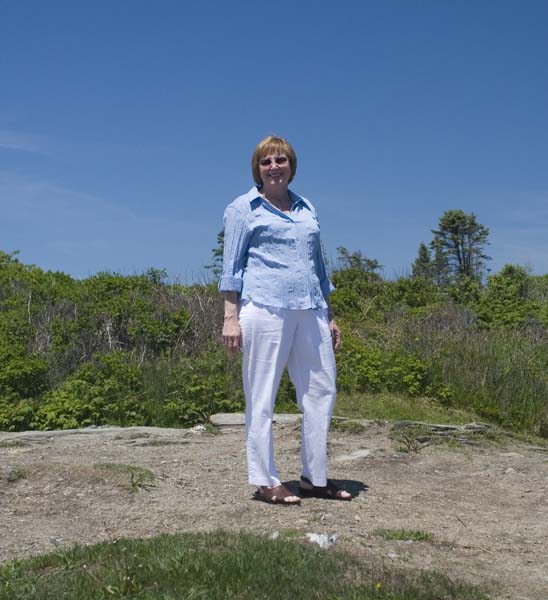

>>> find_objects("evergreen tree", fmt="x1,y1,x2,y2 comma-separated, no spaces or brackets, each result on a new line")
205,229,224,279
411,242,433,279
430,236,451,285
431,210,490,281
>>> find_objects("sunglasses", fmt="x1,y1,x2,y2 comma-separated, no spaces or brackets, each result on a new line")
259,156,289,167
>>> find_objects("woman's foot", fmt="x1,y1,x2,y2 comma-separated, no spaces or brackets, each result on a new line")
253,484,301,505
299,476,353,500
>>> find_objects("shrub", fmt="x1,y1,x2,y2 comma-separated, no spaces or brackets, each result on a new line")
336,334,432,397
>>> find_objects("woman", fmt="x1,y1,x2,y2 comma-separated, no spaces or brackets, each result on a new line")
219,135,352,504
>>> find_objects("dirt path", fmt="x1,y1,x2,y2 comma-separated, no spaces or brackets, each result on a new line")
1,418,547,599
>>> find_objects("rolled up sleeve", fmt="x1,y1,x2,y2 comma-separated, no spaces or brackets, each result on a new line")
320,274,336,299
317,242,336,299
218,205,251,293
311,208,335,300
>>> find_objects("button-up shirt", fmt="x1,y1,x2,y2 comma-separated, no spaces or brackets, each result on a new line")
218,186,335,310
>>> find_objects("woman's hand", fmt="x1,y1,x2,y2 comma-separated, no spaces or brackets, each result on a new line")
329,319,341,350
222,316,242,354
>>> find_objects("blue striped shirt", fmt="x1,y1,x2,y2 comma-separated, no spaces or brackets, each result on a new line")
218,186,334,310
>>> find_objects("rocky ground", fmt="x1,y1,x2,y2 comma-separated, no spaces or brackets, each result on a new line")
1,416,547,600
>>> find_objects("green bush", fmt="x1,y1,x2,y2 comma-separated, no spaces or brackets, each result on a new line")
0,397,36,432
14,347,246,432
336,334,432,397
2,248,548,436
0,353,48,398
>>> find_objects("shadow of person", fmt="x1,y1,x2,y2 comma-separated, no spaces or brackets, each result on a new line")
285,478,368,499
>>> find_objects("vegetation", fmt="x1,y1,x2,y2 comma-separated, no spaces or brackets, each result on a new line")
0,466,27,483
329,418,368,434
371,529,434,542
93,463,156,493
2,208,548,437
0,530,488,599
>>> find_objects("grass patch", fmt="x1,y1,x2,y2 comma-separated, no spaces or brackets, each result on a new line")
330,419,367,434
0,530,487,600
0,440,28,449
372,528,434,542
277,529,303,539
202,422,221,435
0,466,27,483
93,463,155,493
511,430,548,448
335,392,484,425
389,421,515,453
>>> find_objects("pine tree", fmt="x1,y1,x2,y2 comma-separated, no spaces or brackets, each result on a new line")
431,210,490,281
430,236,451,285
411,242,433,279
205,229,224,279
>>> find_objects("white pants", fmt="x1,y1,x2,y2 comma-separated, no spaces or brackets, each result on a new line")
239,300,337,487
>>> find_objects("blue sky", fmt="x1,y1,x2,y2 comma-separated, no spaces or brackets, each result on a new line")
1,1,547,282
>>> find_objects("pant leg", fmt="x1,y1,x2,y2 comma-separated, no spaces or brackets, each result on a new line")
240,301,296,487
287,308,336,487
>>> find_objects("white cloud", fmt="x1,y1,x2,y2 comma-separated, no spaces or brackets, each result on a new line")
0,130,46,154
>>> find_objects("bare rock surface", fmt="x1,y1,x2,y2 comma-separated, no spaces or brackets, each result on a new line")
1,418,548,599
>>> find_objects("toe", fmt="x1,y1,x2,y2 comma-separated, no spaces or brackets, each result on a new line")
284,495,300,504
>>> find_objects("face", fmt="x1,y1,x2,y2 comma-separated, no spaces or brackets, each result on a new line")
258,153,291,189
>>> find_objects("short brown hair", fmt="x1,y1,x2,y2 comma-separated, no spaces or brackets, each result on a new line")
251,135,297,187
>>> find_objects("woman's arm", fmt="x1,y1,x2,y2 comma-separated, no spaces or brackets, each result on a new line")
311,209,340,350
325,299,341,350
222,291,241,354
218,203,252,354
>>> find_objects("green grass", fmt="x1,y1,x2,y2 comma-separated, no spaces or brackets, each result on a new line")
334,392,485,425
388,421,528,452
93,463,155,492
277,528,304,539
372,529,434,542
330,419,367,434
0,531,488,600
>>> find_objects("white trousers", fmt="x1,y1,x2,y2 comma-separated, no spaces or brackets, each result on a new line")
239,300,337,487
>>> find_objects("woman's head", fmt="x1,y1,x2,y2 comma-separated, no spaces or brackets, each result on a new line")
251,135,297,187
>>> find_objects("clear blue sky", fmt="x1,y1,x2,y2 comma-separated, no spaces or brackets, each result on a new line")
1,1,547,282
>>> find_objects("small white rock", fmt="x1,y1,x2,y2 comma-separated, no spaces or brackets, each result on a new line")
49,537,64,545
190,424,207,433
305,533,337,549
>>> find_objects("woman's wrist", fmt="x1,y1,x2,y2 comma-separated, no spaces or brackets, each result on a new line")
223,292,240,320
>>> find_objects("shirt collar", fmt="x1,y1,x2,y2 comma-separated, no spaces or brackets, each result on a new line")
246,186,312,210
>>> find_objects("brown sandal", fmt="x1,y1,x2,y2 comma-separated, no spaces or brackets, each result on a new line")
253,484,301,505
299,476,353,501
